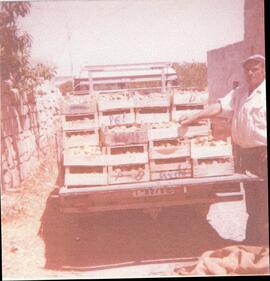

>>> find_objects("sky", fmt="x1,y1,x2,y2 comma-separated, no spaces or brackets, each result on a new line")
19,0,245,77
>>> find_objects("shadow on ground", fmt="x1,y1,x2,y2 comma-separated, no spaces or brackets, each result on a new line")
39,188,236,270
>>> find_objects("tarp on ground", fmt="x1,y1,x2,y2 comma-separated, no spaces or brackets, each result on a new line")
174,245,269,276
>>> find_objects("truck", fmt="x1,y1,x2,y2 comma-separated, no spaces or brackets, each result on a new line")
56,62,259,217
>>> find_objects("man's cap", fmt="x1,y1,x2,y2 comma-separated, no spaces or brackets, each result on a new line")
242,54,265,68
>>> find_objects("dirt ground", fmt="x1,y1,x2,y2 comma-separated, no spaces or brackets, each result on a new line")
1,157,191,279
2,157,59,279
2,155,267,279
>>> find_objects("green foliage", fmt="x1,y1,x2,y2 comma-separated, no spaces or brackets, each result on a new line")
0,2,56,94
172,62,207,90
0,2,32,81
30,63,57,81
0,2,31,25
58,80,73,95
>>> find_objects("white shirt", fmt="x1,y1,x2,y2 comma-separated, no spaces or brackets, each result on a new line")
218,80,267,148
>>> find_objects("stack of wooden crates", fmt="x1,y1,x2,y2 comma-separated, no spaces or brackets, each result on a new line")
61,90,234,188
99,93,149,184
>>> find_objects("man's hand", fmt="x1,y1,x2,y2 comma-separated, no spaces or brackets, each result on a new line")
179,115,198,126
178,103,222,126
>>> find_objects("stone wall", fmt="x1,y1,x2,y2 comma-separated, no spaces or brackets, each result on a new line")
207,0,265,103
1,81,63,192
244,0,265,56
207,41,248,104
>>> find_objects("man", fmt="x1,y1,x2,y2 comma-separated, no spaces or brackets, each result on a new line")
180,54,268,245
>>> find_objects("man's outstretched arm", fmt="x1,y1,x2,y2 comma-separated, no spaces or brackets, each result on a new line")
179,102,222,125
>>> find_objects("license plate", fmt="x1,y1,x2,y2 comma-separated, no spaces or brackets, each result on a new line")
132,187,176,197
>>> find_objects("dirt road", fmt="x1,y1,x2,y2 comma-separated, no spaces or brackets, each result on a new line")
2,158,249,279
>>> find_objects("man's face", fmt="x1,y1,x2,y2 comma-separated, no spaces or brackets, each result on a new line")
244,61,265,90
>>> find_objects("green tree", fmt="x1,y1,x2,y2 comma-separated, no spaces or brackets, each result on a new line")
172,62,207,90
58,80,73,95
0,2,32,82
0,2,56,91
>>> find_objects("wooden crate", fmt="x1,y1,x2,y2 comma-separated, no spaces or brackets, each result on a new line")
63,130,99,147
107,144,148,166
147,122,180,141
136,108,170,124
65,166,108,186
173,91,208,106
64,154,107,167
134,93,170,108
98,109,135,127
150,168,192,181
171,106,203,122
101,124,148,146
98,95,134,111
62,113,98,131
149,139,190,159
108,164,150,184
178,120,211,138
150,157,191,172
62,95,97,114
173,91,193,105
62,102,97,115
192,157,235,178
63,149,107,166
190,137,232,159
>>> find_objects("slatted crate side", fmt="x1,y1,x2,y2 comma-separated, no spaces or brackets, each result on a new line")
108,164,150,184
62,113,98,131
63,130,99,147
190,140,233,159
98,98,134,111
134,95,170,108
173,92,193,105
108,153,149,166
63,152,108,166
136,111,170,124
65,166,108,186
98,110,135,127
63,121,98,131
62,101,97,115
150,168,192,181
171,108,202,121
101,126,148,146
178,121,211,138
147,125,179,141
73,89,90,95
62,94,97,112
192,157,235,178
150,158,191,172
107,144,149,166
63,112,98,122
149,140,190,159
173,92,207,106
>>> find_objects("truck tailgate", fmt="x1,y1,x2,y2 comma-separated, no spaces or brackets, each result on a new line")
58,173,259,213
